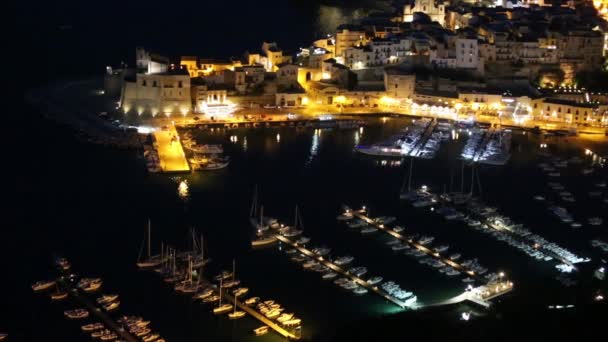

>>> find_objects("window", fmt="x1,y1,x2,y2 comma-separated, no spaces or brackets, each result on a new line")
395,84,398,88
557,108,561,113
178,81,183,88
547,106,550,111
576,110,579,115
567,108,570,114
534,103,537,108
142,80,147,86
153,81,157,87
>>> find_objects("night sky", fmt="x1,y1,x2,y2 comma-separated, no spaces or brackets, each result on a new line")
17,0,380,84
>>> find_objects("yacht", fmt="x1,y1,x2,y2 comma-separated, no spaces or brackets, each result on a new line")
203,295,220,303
446,269,460,276
386,239,401,246
571,222,582,228
533,195,545,201
461,277,475,283
51,291,68,300
393,225,405,233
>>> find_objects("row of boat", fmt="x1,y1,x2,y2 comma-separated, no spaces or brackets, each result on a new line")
591,239,608,253
354,118,445,159
181,132,230,171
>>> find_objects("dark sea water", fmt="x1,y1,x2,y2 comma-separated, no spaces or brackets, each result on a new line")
9,112,608,341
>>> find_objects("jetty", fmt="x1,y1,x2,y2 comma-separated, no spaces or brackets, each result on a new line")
409,118,438,157
272,234,414,309
153,126,190,173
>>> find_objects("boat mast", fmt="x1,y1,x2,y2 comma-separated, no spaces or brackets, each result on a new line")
147,219,151,259
250,185,258,218
470,164,475,196
408,157,413,192
218,278,223,306
260,205,264,226
232,259,236,282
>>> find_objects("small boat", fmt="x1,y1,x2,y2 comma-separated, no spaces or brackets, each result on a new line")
322,272,338,279
571,222,582,228
282,318,302,326
92,329,110,338
533,195,545,201
361,226,378,234
588,217,603,226
103,301,120,312
101,333,118,341
253,326,269,336
393,225,405,232
82,323,104,331
32,280,55,292
194,288,214,300
203,295,220,303
51,292,68,300
367,276,383,285
232,287,249,297
97,294,119,305
228,292,246,319
353,286,368,295
244,297,260,305
142,334,159,342
449,253,461,260
0,334,7,341
78,278,102,292
64,309,89,319
56,257,71,271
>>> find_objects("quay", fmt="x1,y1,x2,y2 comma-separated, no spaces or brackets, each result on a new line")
175,117,361,130
350,208,485,283
59,282,139,342
272,234,412,309
409,118,438,157
153,125,190,173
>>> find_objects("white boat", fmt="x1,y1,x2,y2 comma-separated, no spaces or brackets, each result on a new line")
418,236,435,245
103,301,120,312
391,244,408,251
353,286,368,295
367,276,383,285
232,287,249,297
393,225,405,232
244,297,260,305
322,272,338,279
449,253,461,260
64,309,89,319
334,256,354,265
361,226,378,234
213,278,233,314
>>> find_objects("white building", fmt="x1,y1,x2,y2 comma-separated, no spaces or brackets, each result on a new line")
455,38,479,69
135,47,169,74
403,0,448,26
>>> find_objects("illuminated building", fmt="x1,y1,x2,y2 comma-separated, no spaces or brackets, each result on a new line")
403,0,448,26
136,47,169,74
121,66,191,116
335,25,368,58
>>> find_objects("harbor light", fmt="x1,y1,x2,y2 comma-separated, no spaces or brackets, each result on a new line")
461,312,471,321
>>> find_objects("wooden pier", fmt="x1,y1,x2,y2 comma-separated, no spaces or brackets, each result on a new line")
350,209,487,283
272,234,413,309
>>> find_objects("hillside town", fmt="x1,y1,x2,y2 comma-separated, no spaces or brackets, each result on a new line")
106,0,608,130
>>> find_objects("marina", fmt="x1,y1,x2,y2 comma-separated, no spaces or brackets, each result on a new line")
269,226,417,309
344,206,513,306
